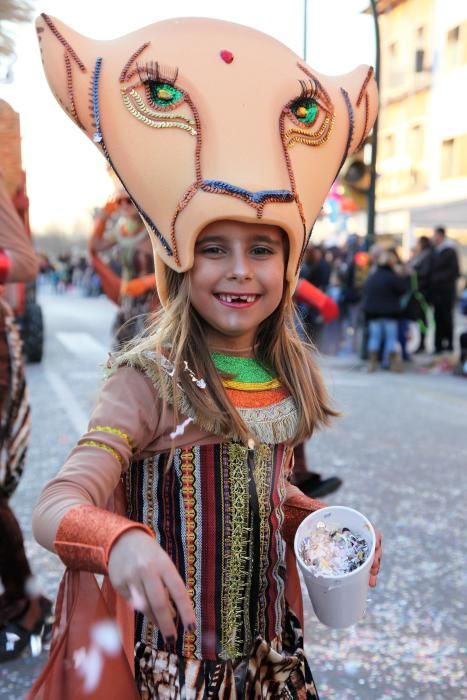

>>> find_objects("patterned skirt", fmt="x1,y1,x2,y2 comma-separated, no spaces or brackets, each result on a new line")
0,305,30,498
135,609,319,699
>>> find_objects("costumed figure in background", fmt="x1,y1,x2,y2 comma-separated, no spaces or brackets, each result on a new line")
31,14,382,699
0,177,52,662
89,189,157,349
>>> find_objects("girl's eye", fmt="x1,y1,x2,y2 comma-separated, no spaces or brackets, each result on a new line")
252,246,273,256
148,81,184,107
201,245,224,255
291,97,319,125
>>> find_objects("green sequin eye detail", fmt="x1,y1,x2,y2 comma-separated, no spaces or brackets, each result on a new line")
292,98,319,125
149,82,183,107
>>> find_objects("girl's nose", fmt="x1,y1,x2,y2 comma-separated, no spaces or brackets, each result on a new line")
227,252,253,280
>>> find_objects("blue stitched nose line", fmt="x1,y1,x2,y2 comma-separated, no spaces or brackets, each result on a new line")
202,180,294,205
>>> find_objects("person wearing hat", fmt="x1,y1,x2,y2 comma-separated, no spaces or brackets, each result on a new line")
31,15,382,698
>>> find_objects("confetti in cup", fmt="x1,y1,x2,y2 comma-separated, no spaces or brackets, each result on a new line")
294,506,376,629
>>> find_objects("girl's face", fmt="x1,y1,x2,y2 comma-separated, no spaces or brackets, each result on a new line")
189,220,286,350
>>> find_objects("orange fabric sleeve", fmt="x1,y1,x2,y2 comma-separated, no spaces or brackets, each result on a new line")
54,504,155,574
282,482,326,548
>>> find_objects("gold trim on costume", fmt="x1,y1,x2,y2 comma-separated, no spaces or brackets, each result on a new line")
79,440,125,467
222,378,281,391
90,425,135,450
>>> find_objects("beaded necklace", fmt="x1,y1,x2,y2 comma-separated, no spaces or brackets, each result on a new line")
211,352,281,391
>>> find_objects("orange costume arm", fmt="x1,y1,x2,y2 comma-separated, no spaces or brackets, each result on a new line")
88,201,121,304
282,482,326,548
294,278,339,323
0,176,38,284
121,273,156,298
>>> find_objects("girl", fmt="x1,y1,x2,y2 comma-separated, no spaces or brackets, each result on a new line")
32,217,381,698
32,14,381,698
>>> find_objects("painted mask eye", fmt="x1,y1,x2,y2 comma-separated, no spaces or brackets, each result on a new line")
148,81,183,107
291,98,319,125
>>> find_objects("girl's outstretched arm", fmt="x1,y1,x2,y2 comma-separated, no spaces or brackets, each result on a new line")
32,365,159,554
32,364,196,636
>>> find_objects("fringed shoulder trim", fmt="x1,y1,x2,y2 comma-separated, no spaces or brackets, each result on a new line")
105,350,298,445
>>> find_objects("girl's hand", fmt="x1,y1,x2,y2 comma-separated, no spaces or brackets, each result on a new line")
369,528,382,587
108,529,195,642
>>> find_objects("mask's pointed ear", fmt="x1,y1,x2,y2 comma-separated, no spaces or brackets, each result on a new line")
35,14,99,138
340,64,378,155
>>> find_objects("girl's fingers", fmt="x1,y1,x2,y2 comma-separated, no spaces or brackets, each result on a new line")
161,565,196,631
127,582,156,625
143,574,178,642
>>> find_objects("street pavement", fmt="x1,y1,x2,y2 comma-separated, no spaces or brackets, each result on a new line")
1,288,466,699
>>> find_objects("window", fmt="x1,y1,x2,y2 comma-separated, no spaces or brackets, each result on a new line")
415,27,426,72
440,135,467,178
383,133,396,160
445,25,461,68
408,124,424,162
387,41,400,86
441,139,455,178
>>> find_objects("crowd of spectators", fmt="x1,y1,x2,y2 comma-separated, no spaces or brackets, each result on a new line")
298,227,465,372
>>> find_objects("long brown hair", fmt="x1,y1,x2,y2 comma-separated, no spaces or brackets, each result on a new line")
122,268,338,446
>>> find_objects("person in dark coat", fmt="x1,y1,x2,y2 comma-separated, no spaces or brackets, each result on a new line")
362,249,409,371
409,236,434,353
430,227,460,353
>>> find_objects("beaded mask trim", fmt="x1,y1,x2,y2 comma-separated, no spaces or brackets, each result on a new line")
91,57,174,258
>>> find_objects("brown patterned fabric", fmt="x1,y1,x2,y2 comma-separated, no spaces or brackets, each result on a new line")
0,302,30,498
136,607,319,699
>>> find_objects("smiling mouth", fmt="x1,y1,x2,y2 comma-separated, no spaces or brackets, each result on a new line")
214,293,260,307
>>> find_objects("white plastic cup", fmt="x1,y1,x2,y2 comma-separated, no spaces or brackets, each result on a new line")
294,506,376,629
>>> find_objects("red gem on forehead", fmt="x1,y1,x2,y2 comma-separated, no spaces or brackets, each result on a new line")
220,50,234,64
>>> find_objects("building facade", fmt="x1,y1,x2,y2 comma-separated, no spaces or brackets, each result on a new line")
376,0,467,267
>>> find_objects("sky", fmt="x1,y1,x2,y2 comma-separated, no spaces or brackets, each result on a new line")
0,0,375,237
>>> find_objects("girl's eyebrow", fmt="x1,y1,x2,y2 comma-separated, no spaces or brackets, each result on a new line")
196,234,282,246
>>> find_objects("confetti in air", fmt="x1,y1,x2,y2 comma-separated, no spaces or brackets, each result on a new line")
73,620,121,693
25,576,42,598
129,585,147,614
170,417,194,440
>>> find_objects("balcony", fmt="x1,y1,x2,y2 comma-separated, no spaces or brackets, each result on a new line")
382,64,433,105
377,168,428,197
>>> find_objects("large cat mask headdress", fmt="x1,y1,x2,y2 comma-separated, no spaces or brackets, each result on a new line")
36,15,377,302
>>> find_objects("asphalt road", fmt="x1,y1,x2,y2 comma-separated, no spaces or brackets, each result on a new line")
1,287,466,699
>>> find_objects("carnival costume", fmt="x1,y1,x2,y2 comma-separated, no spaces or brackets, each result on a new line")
0,176,51,661
31,14,377,699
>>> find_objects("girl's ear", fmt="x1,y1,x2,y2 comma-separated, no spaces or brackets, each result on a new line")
35,14,99,138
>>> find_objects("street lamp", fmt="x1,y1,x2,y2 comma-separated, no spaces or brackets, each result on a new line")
366,0,381,250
